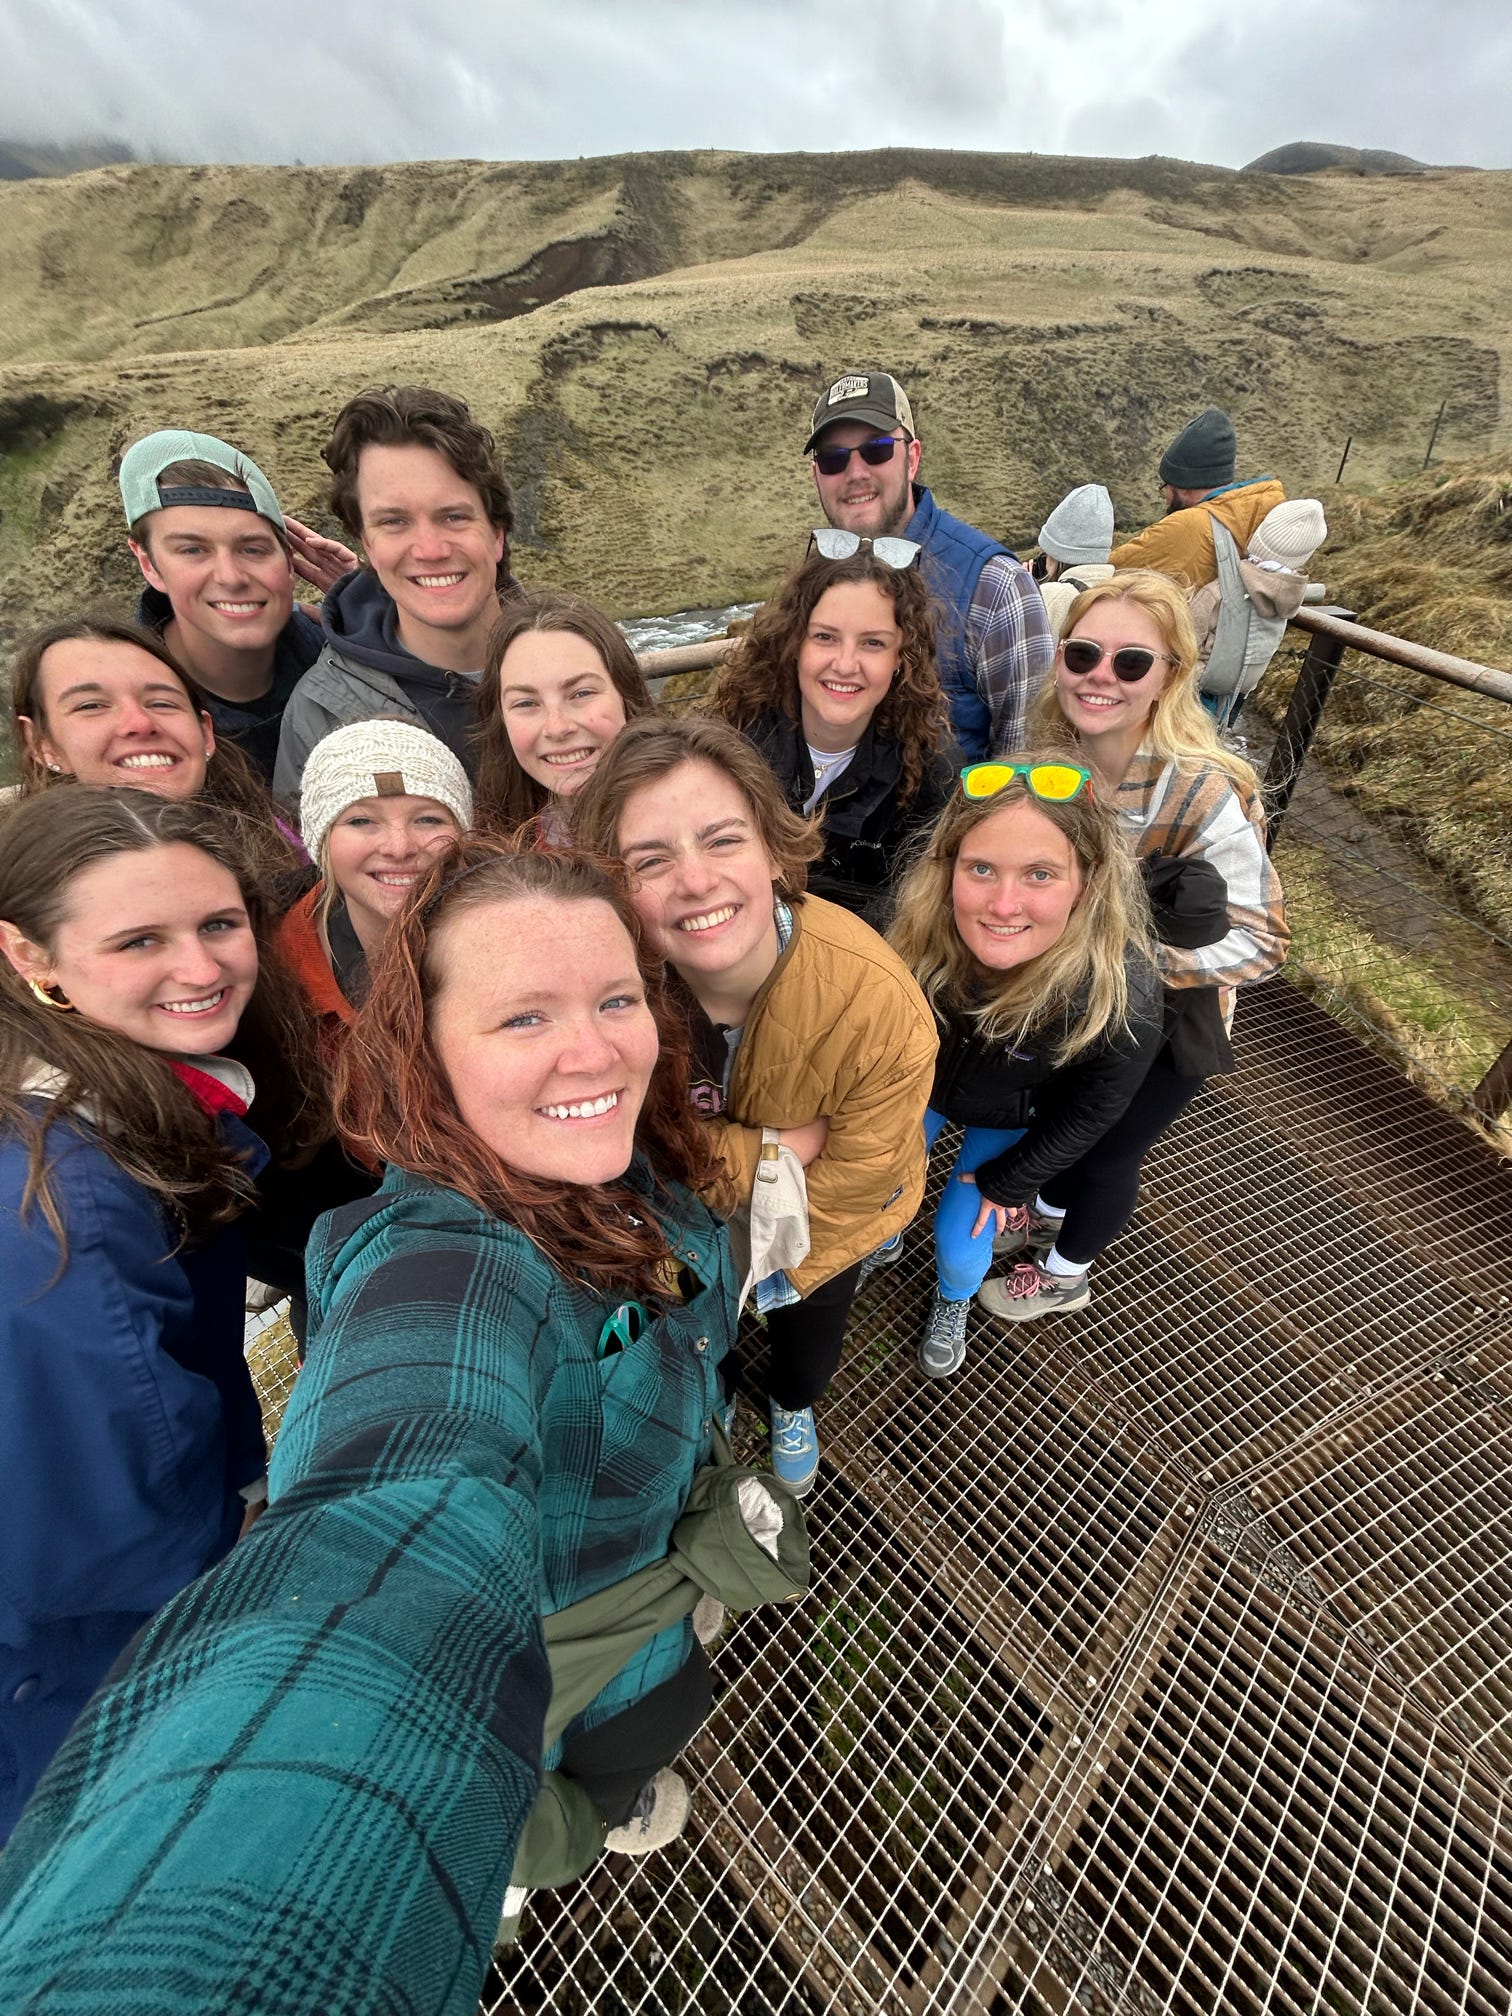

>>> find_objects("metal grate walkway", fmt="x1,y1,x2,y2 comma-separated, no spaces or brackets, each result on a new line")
250,978,1512,2013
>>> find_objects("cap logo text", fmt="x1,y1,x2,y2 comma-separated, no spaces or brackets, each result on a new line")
828,375,871,405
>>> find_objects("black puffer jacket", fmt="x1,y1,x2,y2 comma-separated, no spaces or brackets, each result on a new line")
929,945,1164,1208
741,709,957,925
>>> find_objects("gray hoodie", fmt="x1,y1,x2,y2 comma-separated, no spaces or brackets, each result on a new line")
272,569,499,802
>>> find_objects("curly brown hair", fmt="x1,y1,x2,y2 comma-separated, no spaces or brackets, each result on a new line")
323,385,515,591
709,550,946,806
8,614,299,888
473,589,657,833
0,788,329,1250
335,835,730,1302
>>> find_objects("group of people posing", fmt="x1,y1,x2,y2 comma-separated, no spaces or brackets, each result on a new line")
0,369,1288,2012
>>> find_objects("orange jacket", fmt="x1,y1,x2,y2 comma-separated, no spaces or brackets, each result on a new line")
1109,479,1286,591
276,886,355,1034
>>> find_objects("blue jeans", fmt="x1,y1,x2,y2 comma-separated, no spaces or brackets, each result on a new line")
924,1109,1026,1303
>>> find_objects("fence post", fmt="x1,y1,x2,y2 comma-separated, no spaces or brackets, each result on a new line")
1423,399,1447,471
1262,615,1353,848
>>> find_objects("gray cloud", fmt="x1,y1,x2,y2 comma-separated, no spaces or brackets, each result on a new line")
0,0,1507,168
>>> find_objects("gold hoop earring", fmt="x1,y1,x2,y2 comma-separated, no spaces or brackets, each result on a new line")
27,976,76,1012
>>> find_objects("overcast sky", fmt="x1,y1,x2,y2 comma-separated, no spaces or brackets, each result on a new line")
2,0,1508,171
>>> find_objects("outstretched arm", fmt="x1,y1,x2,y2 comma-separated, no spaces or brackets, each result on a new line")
0,1225,552,2016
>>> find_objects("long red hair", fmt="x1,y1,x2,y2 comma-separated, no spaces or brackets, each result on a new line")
336,834,729,1300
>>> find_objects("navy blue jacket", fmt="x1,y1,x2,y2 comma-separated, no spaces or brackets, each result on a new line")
0,1110,268,1840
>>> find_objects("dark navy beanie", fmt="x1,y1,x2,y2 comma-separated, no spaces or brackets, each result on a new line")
1159,408,1237,490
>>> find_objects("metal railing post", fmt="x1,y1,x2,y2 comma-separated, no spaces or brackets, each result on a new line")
1261,615,1352,848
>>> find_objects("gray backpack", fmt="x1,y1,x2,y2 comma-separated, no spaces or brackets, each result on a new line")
1200,520,1290,713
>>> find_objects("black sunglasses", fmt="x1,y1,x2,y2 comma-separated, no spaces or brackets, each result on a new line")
1060,636,1173,683
812,435,902,477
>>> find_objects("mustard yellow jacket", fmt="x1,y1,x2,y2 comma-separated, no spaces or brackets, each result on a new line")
1109,478,1286,591
710,896,938,1296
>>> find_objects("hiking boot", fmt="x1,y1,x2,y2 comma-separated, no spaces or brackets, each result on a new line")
977,1260,1092,1323
857,1231,904,1288
917,1291,970,1379
768,1401,819,1495
992,1203,1065,1258
603,1769,691,1856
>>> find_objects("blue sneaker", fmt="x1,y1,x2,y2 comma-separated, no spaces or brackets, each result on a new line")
768,1401,819,1496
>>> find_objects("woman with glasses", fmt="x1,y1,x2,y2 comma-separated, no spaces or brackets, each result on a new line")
978,568,1289,1322
708,539,955,923
574,714,938,1496
890,760,1164,1375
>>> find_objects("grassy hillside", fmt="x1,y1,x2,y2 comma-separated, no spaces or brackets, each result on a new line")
1,148,1508,637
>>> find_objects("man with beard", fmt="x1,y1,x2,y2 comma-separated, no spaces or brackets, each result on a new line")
805,371,1052,760
1108,407,1285,592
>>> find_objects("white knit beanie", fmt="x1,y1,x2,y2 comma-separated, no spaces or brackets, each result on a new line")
1038,484,1115,567
1248,498,1327,570
299,719,474,863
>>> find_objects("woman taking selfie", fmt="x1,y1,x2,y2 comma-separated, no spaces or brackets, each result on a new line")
0,838,801,2006
891,760,1163,1374
8,615,304,877
0,787,321,1840
709,539,954,921
575,713,938,1494
474,588,656,842
988,569,1287,1319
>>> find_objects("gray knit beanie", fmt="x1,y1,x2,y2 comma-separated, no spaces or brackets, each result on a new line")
1159,408,1237,491
299,719,474,864
1038,484,1115,566
1247,498,1327,570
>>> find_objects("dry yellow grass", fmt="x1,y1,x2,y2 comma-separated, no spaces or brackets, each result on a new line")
2,148,1510,637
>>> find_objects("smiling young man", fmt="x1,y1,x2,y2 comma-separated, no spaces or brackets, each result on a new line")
122,431,326,784
806,371,1053,762
274,386,519,802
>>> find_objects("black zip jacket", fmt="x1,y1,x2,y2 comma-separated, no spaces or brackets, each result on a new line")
930,945,1164,1208
741,709,957,926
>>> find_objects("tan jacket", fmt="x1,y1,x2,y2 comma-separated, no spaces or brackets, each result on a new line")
1109,479,1286,591
710,896,938,1296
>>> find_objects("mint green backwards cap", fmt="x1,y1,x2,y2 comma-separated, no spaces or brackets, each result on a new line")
119,429,286,535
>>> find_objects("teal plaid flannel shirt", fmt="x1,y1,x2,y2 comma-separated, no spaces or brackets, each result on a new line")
0,1159,735,2016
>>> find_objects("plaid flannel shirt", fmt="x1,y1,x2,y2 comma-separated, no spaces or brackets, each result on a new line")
0,1161,735,2016
971,554,1056,758
1114,754,1289,990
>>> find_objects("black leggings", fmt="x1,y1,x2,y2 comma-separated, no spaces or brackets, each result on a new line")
559,1643,713,1827
763,1259,865,1411
1039,1048,1206,1267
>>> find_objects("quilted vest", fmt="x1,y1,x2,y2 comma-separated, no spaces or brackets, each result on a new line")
905,486,1013,755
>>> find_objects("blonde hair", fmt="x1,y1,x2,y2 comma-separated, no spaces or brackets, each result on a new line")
1031,569,1261,796
888,763,1152,1063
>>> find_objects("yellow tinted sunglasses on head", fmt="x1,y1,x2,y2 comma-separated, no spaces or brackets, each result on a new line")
960,761,1092,804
